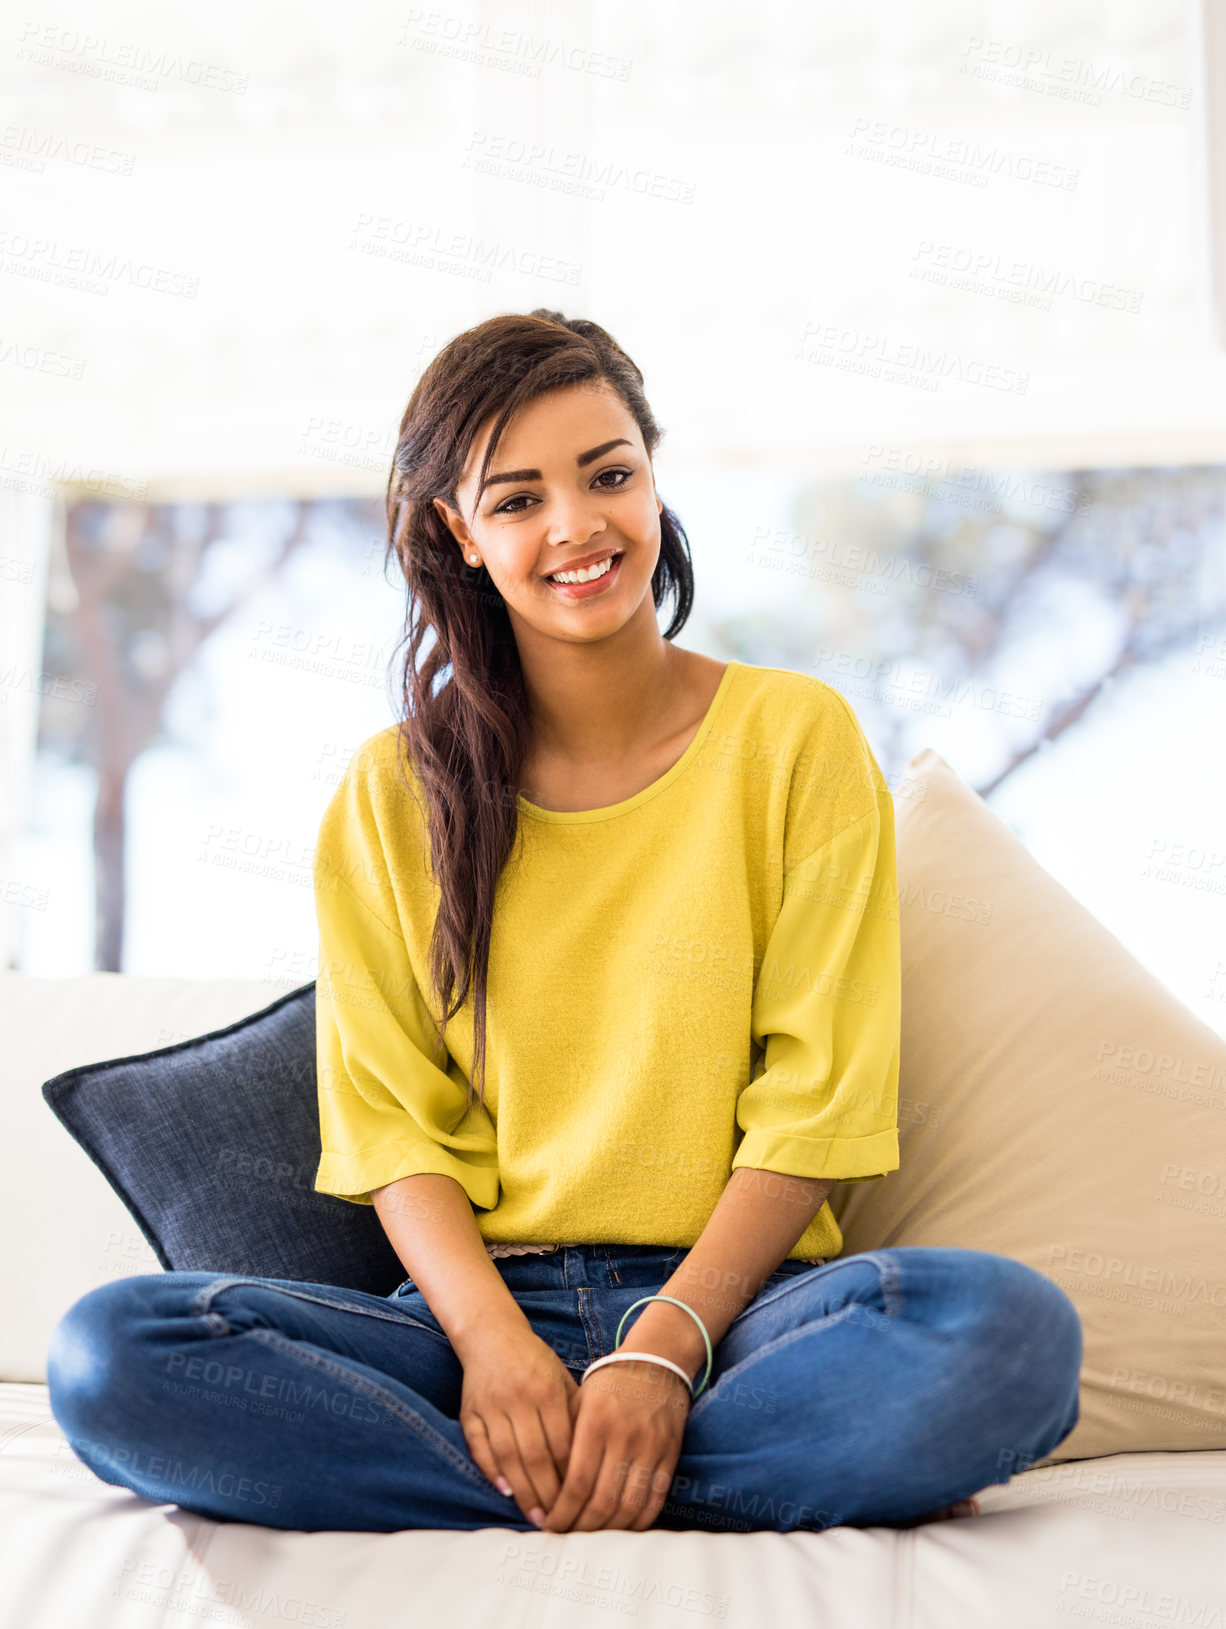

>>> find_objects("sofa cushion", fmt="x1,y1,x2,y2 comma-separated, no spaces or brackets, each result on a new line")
41,981,403,1297
828,749,1226,1463
4,1373,1226,1629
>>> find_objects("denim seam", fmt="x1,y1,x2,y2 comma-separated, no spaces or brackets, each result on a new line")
577,1287,603,1364
378,1312,455,1350
730,1253,902,1328
727,1269,827,1325
873,1252,903,1319
689,1300,889,1422
192,1276,434,1332
728,1277,807,1325
243,1327,489,1488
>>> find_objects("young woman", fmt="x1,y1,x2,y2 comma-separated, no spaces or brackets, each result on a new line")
46,310,1082,1538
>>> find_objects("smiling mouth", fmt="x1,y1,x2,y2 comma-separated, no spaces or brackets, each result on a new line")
544,549,624,587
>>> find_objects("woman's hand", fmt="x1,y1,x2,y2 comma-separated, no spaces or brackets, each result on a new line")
458,1322,578,1526
541,1359,691,1532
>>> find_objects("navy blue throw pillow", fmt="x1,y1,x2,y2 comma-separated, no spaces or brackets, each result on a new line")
41,981,405,1295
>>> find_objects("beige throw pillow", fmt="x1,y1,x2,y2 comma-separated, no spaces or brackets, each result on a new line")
827,749,1226,1462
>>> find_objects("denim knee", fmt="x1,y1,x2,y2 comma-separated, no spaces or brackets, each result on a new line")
989,1255,1082,1376
46,1274,161,1443
956,1251,1083,1461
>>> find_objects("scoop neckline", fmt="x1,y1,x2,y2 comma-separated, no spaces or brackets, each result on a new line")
517,659,741,824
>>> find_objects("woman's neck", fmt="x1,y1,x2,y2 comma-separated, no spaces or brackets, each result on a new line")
516,641,728,813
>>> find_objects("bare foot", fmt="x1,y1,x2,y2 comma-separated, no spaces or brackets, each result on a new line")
933,1497,980,1521
878,1496,980,1529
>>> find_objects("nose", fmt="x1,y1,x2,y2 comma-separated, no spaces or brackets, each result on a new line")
541,491,608,551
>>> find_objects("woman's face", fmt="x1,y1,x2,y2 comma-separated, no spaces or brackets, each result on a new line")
432,380,664,647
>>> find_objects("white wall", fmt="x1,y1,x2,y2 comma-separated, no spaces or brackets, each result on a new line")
0,0,1219,503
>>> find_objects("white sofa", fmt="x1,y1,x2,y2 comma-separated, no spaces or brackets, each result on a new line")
3,968,1224,1629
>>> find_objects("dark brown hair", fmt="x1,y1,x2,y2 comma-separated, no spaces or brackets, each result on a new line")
382,310,694,1118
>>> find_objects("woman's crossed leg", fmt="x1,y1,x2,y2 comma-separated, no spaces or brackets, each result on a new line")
46,1269,541,1532
45,1244,1082,1535
649,1245,1083,1533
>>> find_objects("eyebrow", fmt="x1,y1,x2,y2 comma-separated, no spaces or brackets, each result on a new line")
479,438,634,494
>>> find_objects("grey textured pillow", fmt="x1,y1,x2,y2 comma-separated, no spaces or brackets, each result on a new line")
40,981,404,1295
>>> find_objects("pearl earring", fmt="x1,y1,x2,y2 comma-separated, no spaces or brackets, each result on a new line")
468,553,479,564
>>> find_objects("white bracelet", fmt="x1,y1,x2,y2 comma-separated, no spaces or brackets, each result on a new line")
581,1350,695,1395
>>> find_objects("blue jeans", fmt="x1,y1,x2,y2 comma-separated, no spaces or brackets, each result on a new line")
45,1244,1082,1535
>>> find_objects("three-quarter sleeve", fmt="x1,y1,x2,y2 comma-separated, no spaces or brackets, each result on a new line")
312,752,499,1209
732,790,901,1185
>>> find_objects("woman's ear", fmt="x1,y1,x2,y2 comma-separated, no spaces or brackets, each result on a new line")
433,495,474,551
433,496,482,569
432,494,460,539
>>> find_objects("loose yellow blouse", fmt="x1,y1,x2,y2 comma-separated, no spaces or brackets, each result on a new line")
313,659,901,1262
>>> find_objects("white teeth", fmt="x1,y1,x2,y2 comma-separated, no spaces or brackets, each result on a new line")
550,553,617,585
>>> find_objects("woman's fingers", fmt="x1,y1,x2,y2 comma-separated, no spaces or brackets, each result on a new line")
483,1413,546,1525
594,1440,675,1532
460,1412,514,1501
460,1359,578,1525
541,1431,602,1532
508,1407,566,1514
628,1457,672,1530
543,1370,689,1533
570,1444,640,1532
538,1396,574,1486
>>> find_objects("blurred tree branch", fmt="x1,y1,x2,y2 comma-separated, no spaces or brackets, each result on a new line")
716,465,1225,802
58,498,315,970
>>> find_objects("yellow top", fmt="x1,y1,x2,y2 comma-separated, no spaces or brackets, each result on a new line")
312,659,901,1261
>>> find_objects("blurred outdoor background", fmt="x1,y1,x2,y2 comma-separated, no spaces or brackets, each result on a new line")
1,0,1224,1040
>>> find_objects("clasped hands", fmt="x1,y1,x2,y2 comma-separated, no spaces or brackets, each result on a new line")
459,1322,693,1533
